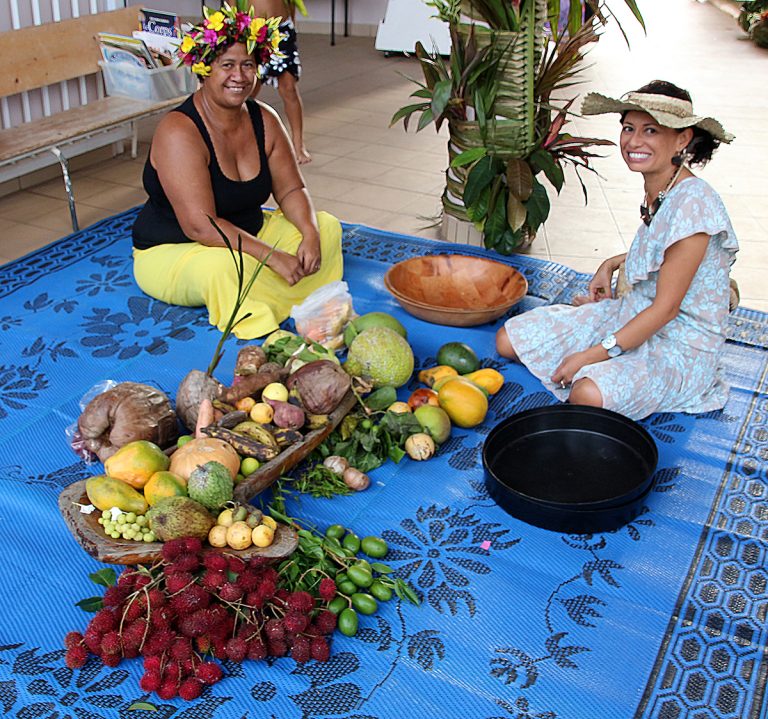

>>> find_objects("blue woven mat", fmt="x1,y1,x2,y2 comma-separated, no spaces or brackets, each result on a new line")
1,207,767,719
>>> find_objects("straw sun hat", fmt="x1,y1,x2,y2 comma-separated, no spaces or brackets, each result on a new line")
581,91,734,144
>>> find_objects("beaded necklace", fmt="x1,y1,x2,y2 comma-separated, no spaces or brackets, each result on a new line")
640,162,685,226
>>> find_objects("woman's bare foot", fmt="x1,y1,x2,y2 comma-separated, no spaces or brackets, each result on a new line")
295,143,312,164
571,294,592,307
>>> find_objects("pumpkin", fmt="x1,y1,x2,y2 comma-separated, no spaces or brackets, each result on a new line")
169,437,240,481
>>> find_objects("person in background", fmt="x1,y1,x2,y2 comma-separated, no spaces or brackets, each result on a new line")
496,80,738,420
131,2,342,339
249,0,311,164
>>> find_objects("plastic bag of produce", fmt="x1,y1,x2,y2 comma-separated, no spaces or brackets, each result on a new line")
290,280,356,349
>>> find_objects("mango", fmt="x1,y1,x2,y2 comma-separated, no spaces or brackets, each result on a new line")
144,471,187,506
104,440,170,489
86,474,149,514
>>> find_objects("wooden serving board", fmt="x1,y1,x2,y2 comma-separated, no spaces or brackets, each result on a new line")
233,389,358,502
58,481,298,566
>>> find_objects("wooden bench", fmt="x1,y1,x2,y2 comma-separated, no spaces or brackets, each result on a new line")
0,7,190,231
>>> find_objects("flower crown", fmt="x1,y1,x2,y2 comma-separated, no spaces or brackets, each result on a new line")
177,1,285,78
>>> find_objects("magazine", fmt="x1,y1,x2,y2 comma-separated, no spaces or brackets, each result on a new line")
139,8,180,38
97,33,157,69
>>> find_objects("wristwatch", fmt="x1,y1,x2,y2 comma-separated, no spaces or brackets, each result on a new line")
601,333,623,358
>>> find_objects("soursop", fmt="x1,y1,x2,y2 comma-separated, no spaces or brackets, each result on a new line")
147,496,215,541
186,460,234,511
344,326,414,388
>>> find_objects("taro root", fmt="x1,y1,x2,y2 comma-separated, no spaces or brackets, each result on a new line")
234,345,267,376
176,370,225,433
258,361,284,375
286,360,351,415
78,382,179,462
265,398,305,430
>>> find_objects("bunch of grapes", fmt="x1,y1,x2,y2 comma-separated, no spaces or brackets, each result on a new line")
97,510,156,543
63,538,337,701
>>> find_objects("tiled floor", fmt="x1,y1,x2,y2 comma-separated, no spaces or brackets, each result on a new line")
1,0,765,309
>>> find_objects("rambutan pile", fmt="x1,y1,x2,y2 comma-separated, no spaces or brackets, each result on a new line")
64,538,335,700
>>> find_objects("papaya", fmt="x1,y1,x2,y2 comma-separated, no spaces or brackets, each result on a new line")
86,475,149,514
104,440,170,489
437,377,488,428
433,374,489,396
144,471,187,506
417,365,458,388
462,368,504,395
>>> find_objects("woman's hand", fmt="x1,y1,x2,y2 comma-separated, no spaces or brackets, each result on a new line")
587,261,616,302
296,233,321,275
267,250,306,286
551,351,591,388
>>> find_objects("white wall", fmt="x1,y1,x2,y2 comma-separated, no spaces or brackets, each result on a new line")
126,0,389,34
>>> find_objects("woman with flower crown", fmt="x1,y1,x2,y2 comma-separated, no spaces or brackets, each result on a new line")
131,1,342,339
496,80,739,420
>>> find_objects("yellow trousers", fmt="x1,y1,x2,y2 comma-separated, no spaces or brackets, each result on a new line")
133,210,343,339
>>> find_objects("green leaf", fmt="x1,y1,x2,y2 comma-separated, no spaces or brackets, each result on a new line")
506,193,527,232
529,149,564,192
396,578,420,605
483,180,508,244
416,107,435,132
430,79,452,120
491,227,522,255
567,0,583,35
128,702,158,711
390,102,429,129
506,158,533,201
76,596,104,613
370,562,393,574
524,180,551,232
466,184,490,225
450,146,487,168
88,568,116,588
463,155,496,208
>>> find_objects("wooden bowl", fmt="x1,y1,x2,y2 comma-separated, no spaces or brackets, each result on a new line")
58,481,298,565
384,254,528,326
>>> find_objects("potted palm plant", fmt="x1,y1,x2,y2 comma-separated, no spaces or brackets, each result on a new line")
391,0,644,253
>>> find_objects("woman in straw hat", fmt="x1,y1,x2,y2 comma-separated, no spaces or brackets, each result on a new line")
496,80,738,420
132,2,342,339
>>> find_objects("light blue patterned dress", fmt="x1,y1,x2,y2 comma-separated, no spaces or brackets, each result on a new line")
502,177,738,419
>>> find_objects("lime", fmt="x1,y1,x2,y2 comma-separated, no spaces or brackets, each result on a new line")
436,342,480,374
240,457,260,476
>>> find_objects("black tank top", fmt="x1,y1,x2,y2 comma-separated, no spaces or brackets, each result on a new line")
132,95,272,250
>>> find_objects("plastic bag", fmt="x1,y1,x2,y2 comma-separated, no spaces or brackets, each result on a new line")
65,380,119,464
290,280,356,350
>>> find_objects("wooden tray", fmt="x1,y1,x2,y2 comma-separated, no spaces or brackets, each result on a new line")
233,389,358,502
58,480,298,566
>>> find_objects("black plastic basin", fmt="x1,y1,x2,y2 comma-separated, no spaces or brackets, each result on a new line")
483,404,658,534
